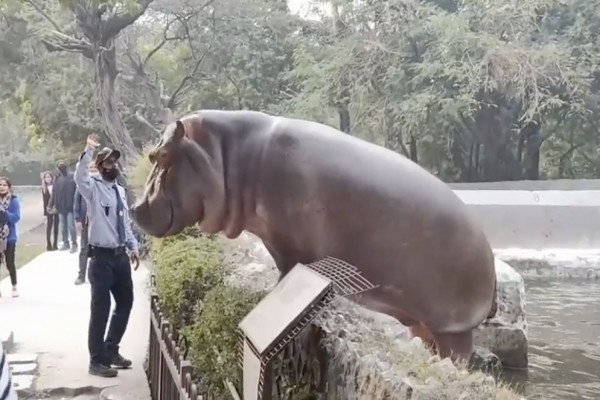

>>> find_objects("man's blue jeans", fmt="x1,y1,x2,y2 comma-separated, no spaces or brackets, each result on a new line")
59,212,77,246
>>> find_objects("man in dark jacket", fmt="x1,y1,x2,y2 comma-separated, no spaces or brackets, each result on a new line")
74,161,98,285
49,161,78,253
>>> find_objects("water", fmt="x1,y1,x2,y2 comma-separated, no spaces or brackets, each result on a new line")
500,279,600,399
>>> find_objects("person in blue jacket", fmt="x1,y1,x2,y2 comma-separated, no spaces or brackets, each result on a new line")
0,177,21,298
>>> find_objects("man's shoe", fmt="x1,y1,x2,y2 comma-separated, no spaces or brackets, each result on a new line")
74,277,84,285
89,363,118,377
70,244,78,254
59,244,69,251
110,353,132,369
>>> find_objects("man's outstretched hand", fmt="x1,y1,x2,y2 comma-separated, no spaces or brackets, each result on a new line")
87,133,101,149
130,250,141,271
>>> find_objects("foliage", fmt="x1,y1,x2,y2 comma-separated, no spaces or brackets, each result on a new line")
128,148,153,196
5,0,600,185
151,230,225,330
183,285,264,398
150,227,265,397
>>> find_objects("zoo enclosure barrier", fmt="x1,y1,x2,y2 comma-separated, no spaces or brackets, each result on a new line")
147,286,205,400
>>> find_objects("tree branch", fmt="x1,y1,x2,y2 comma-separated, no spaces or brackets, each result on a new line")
134,110,161,135
101,0,154,43
166,46,210,109
23,0,65,34
41,36,94,59
142,19,183,67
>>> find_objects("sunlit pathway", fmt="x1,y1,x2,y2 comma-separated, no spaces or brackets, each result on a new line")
0,247,151,398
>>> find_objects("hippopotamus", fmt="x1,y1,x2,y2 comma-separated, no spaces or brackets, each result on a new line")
131,110,497,363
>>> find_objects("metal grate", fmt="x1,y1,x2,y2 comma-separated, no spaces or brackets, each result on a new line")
305,256,378,297
261,289,336,365
237,258,378,400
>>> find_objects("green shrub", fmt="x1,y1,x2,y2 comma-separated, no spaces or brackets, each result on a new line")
151,230,225,330
151,229,264,397
184,285,264,398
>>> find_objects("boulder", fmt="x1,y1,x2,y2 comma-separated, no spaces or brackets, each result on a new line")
474,258,528,368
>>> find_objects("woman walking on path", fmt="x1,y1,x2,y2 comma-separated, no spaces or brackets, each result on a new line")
0,177,20,298
41,171,59,251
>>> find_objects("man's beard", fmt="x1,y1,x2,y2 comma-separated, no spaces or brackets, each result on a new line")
101,168,119,181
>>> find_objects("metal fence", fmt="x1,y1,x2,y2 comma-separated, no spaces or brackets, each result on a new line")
148,293,204,400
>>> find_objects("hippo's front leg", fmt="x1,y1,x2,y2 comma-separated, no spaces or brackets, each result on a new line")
261,239,297,282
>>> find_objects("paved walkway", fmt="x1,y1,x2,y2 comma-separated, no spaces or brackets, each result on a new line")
0,246,151,399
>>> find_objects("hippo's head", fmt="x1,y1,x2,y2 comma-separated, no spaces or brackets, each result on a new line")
131,117,225,237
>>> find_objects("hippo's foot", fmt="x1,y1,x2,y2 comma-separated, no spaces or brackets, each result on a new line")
432,330,474,365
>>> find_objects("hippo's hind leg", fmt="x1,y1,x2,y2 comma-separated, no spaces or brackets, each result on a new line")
409,323,437,352
432,330,474,363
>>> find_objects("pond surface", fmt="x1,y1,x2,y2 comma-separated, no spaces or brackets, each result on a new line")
500,279,600,399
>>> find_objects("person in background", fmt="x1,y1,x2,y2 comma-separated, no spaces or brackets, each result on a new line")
41,171,59,251
73,161,98,285
49,161,78,253
75,134,140,378
0,177,20,298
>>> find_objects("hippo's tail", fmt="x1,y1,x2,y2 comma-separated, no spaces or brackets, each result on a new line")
486,277,498,320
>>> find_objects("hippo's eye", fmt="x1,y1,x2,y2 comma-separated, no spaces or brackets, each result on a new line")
149,147,171,168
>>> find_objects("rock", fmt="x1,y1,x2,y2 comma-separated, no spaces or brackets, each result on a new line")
0,330,14,352
470,346,502,374
474,258,528,368
495,248,600,279
10,362,38,375
12,374,35,396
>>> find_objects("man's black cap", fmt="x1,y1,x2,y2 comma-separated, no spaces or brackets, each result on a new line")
95,147,121,165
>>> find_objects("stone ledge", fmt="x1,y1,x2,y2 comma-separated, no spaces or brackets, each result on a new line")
10,362,38,375
7,352,39,364
495,248,600,279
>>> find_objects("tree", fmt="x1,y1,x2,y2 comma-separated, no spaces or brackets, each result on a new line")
23,0,154,166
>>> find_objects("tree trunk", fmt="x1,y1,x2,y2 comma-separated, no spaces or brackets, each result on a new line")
409,134,418,163
521,122,542,180
332,2,351,134
338,97,351,133
94,43,138,167
476,97,523,182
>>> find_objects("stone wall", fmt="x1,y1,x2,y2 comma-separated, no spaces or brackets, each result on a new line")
225,233,527,399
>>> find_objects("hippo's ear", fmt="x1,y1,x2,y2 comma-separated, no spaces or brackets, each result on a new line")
174,120,185,141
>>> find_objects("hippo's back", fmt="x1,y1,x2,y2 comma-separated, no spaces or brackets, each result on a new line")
257,116,496,332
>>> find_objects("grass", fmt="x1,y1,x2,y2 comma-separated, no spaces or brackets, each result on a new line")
0,243,46,281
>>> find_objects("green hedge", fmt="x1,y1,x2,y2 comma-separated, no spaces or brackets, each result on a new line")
151,227,264,398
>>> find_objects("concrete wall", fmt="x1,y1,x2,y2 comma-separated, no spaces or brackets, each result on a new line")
448,179,600,191
452,184,600,249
